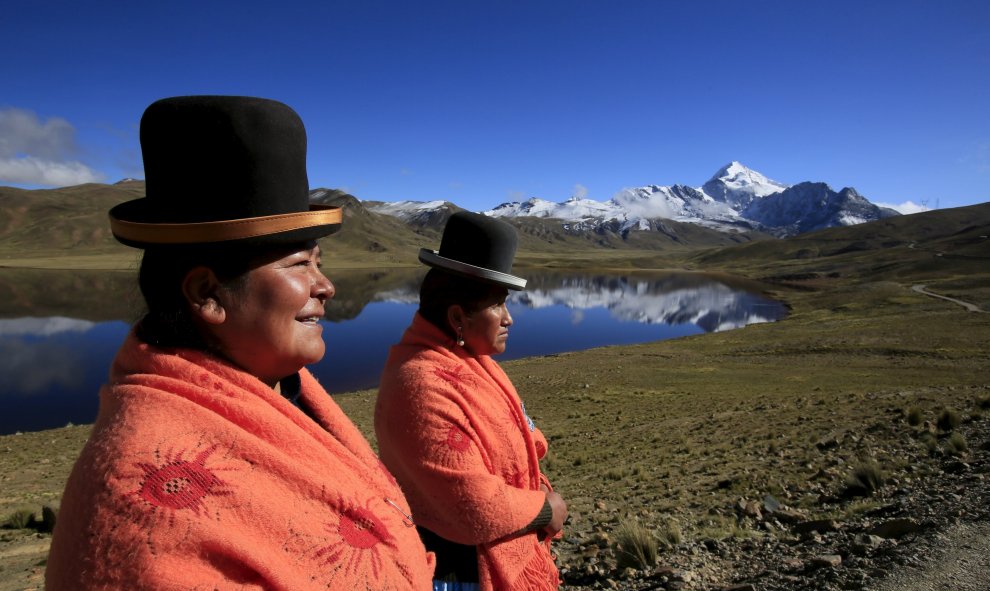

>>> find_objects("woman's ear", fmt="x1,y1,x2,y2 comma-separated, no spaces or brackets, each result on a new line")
182,266,226,325
446,304,467,335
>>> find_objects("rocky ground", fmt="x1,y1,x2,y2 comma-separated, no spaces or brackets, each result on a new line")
554,416,990,591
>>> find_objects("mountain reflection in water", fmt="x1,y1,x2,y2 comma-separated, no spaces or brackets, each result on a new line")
0,269,785,434
513,274,786,333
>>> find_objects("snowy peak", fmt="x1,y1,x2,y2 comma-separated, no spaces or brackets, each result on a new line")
364,199,460,227
366,163,899,238
488,196,615,222
702,161,789,210
366,199,448,219
607,184,739,228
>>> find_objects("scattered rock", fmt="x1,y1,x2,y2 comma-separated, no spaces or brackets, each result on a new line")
556,415,990,591
772,508,807,523
869,518,925,539
792,518,842,535
816,432,842,450
810,554,843,569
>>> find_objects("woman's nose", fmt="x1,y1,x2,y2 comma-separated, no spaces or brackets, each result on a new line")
502,305,513,326
313,269,335,302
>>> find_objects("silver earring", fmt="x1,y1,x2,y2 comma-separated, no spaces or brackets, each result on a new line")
456,327,465,347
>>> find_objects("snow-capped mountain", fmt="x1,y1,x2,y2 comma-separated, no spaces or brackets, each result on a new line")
366,162,899,238
702,161,789,210
741,183,900,235
486,196,613,221
487,182,746,233
364,199,460,227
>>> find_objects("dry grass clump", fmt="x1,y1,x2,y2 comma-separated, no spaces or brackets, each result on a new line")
937,408,961,433
919,432,939,456
604,468,625,481
843,461,884,497
614,519,659,570
696,514,755,541
947,432,968,456
657,516,683,548
905,406,924,426
2,509,34,530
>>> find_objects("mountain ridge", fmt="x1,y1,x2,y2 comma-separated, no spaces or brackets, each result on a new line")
373,162,899,238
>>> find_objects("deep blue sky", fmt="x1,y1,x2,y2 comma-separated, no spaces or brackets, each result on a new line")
3,0,988,213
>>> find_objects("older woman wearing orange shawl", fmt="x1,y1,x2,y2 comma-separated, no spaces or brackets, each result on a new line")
376,212,567,591
46,96,433,590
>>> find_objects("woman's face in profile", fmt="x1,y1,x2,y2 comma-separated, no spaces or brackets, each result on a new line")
212,243,334,385
461,287,512,357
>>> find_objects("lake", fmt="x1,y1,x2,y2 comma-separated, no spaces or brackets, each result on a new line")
0,268,787,434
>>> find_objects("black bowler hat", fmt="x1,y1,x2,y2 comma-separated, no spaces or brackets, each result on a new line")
419,211,527,290
109,95,342,249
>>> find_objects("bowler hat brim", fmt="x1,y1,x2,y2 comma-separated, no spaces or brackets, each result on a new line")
109,200,341,249
419,248,527,290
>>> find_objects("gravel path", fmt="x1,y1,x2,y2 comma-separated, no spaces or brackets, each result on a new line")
911,284,985,313
868,521,990,591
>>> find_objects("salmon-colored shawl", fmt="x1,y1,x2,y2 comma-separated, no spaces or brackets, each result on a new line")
46,331,434,591
375,314,559,591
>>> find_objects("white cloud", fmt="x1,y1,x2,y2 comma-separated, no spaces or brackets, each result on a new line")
572,183,588,200
0,156,103,186
875,201,931,215
0,107,104,186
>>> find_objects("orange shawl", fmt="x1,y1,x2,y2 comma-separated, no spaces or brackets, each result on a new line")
375,314,559,591
46,331,433,590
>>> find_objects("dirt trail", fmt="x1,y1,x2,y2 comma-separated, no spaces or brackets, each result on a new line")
869,521,990,591
911,284,985,312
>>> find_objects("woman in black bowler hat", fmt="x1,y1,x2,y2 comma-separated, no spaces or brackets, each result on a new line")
45,96,434,590
376,212,567,591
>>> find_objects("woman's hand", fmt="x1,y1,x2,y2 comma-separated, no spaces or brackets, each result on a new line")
540,484,567,538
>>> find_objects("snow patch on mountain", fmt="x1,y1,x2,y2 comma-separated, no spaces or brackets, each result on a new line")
366,200,448,220
703,161,789,210
364,162,899,238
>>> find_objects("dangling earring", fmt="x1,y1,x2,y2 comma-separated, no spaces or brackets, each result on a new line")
456,326,465,347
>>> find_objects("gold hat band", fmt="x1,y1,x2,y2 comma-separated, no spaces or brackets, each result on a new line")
109,205,342,245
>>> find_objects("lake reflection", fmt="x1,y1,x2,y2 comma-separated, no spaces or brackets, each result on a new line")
0,268,786,434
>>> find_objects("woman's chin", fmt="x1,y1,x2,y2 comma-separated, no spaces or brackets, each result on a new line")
296,342,327,368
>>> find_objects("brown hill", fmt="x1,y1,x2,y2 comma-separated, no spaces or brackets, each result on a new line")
0,182,439,267
689,201,990,286
0,181,144,258
310,189,442,267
